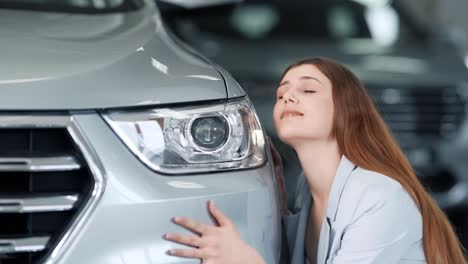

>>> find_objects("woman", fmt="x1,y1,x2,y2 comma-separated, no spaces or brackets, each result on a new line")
163,58,466,263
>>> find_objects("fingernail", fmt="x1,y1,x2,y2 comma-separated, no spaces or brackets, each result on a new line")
166,250,172,255
172,217,179,222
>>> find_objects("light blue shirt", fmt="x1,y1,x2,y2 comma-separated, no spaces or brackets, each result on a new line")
282,155,426,264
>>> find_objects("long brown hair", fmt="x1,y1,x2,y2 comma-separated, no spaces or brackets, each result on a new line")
281,57,466,264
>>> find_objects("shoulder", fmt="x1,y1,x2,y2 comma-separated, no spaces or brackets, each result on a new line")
337,167,423,235
329,168,425,258
343,167,415,205
349,167,401,189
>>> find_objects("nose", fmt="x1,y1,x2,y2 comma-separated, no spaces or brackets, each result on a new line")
283,90,298,104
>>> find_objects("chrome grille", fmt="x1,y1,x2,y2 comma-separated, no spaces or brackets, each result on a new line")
0,116,96,264
368,85,466,143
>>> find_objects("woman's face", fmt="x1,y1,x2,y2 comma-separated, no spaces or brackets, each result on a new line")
273,64,335,146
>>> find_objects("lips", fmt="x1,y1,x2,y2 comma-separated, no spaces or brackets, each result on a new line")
280,110,304,119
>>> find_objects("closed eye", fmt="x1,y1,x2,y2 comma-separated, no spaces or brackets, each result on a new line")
304,90,316,93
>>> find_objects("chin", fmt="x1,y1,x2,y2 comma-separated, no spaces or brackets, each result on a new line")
276,129,306,145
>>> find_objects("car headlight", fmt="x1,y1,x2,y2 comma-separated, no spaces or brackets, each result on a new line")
102,98,266,174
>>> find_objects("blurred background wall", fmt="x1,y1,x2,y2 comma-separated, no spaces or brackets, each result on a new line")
440,0,468,55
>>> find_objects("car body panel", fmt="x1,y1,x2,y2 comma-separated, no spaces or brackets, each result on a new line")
0,1,277,264
53,113,280,264
0,3,237,110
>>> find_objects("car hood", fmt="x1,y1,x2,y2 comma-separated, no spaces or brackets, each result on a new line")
0,6,230,110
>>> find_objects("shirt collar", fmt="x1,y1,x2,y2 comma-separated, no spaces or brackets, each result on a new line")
325,155,357,221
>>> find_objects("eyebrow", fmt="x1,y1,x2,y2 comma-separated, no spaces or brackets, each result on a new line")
279,76,323,87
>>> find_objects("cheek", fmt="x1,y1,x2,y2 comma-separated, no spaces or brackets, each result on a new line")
321,103,335,131
273,103,282,124
304,100,335,130
320,101,335,124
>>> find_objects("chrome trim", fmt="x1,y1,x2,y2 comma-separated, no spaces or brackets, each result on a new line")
0,236,50,253
0,115,70,128
44,115,106,264
0,194,79,213
0,156,81,172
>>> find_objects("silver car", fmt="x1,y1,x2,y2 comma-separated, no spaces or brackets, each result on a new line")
0,0,281,263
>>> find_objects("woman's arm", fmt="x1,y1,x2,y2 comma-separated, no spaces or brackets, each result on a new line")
164,200,267,264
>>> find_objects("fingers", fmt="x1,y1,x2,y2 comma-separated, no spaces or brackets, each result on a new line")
168,248,204,259
208,200,230,227
168,247,217,259
173,217,212,235
166,203,232,261
165,233,202,248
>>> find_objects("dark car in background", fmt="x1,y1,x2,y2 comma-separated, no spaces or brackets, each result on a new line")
161,0,468,244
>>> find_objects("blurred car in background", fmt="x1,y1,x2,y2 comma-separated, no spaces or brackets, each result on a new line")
161,0,468,244
0,0,281,263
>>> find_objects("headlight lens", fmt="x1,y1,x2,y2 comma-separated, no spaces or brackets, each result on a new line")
190,116,229,150
103,98,265,174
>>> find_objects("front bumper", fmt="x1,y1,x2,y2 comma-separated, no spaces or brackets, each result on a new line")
51,113,281,264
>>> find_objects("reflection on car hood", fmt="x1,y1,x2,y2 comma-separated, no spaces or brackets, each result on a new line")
0,6,227,110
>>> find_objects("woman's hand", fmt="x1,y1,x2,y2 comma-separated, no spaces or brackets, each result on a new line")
164,200,265,264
